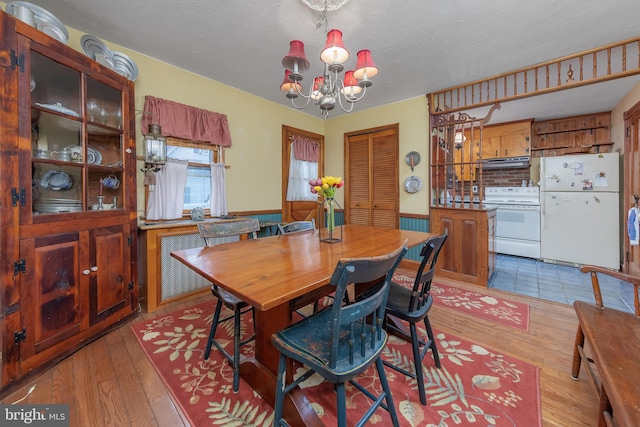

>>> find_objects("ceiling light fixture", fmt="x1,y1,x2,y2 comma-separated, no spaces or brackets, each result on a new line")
280,0,378,118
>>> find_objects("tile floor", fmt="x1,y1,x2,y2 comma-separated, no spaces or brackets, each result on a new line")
489,254,636,313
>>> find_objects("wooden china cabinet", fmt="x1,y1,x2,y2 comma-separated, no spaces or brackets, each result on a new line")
0,11,137,392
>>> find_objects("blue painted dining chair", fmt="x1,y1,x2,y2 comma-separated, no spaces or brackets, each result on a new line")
382,229,448,405
276,218,316,234
197,218,260,392
271,243,408,427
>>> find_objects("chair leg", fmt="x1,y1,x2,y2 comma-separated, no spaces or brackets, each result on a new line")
232,305,242,392
335,382,347,427
204,300,224,360
273,353,288,427
424,316,441,368
571,325,585,380
409,322,427,406
376,357,400,427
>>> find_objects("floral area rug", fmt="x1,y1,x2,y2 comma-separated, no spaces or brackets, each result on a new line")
393,270,530,331
131,300,541,426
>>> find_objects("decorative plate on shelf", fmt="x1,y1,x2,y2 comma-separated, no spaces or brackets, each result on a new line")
80,34,116,70
87,147,102,165
6,1,69,43
112,51,139,81
35,102,80,117
404,176,423,193
40,170,73,191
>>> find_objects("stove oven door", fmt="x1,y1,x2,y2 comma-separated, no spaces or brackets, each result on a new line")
494,205,541,259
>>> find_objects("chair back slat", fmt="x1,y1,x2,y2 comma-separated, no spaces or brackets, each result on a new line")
580,265,640,316
277,219,316,234
327,243,407,368
408,229,448,312
197,218,260,246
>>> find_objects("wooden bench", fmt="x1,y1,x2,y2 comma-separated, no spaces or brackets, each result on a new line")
571,265,640,427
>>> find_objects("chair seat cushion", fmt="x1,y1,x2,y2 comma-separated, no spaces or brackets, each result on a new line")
272,307,388,381
385,281,433,322
211,285,248,308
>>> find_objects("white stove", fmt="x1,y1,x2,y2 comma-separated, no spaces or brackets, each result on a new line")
483,186,540,207
483,186,541,259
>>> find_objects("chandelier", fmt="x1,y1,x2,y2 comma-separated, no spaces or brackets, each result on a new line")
279,0,378,118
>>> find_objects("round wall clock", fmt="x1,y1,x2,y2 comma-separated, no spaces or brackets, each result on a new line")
405,151,421,171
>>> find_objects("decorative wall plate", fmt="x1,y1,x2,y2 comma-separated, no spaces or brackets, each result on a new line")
404,176,423,193
405,151,421,170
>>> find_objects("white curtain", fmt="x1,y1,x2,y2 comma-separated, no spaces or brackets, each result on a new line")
209,162,228,217
286,143,318,201
146,158,189,220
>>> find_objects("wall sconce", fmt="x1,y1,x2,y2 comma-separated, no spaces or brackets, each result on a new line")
143,124,166,172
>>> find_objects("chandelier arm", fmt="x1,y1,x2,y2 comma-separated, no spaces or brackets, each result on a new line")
290,95,313,110
335,86,367,113
293,81,313,100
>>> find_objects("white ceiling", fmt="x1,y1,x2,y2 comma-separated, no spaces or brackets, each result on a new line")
11,0,640,122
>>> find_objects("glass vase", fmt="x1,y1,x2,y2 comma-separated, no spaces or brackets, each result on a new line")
318,197,342,243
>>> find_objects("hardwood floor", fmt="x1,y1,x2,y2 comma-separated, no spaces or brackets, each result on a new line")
1,278,598,427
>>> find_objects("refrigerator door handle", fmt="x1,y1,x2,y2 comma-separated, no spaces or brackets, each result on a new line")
541,195,545,229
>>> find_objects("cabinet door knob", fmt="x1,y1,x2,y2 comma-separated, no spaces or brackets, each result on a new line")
125,148,132,153
82,270,90,275
90,266,98,272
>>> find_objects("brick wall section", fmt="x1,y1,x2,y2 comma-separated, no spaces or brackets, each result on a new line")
482,168,532,187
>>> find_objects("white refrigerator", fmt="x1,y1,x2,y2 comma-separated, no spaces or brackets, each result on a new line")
540,152,620,269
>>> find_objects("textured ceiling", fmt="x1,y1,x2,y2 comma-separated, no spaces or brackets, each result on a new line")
11,0,640,121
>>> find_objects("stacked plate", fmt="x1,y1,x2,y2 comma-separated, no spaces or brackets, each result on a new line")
35,198,83,213
6,2,69,44
81,34,139,81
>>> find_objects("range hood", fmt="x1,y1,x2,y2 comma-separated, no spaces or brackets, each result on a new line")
482,156,530,169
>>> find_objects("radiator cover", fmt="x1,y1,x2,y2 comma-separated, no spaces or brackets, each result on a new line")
159,232,238,301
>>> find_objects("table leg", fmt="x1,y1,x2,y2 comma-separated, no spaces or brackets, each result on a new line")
239,302,323,427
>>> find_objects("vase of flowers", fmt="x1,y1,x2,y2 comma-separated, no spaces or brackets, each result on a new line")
310,176,344,243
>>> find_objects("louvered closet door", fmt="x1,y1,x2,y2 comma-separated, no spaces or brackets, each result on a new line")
345,125,399,228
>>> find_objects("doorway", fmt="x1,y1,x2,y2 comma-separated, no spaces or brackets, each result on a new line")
281,125,324,225
623,101,640,275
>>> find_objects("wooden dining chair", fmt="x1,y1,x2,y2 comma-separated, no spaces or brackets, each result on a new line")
197,218,260,392
272,243,407,427
571,265,640,425
276,218,315,234
382,229,448,406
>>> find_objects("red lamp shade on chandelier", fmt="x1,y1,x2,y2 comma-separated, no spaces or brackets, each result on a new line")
320,29,349,68
278,1,378,118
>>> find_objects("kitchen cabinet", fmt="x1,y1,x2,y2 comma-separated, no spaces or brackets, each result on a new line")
479,119,532,159
0,12,137,391
430,206,496,287
531,112,612,157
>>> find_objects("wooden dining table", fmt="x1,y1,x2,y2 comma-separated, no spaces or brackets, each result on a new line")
171,224,434,426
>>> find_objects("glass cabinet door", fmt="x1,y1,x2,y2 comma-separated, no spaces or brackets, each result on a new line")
27,46,124,218
86,77,123,210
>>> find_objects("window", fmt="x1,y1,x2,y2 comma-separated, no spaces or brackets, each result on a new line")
166,144,214,211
